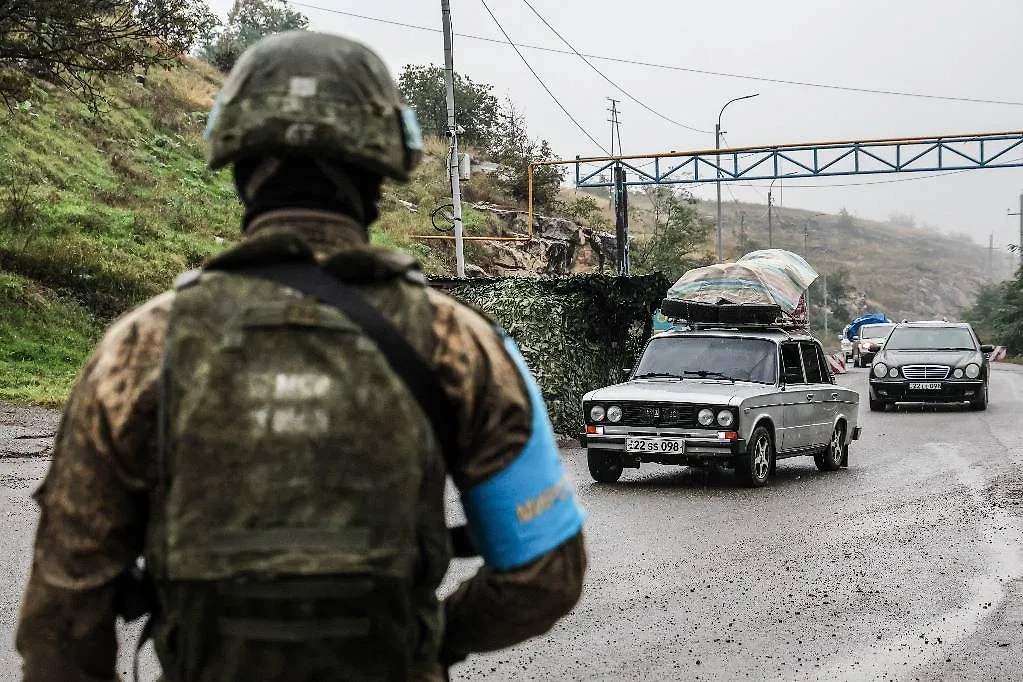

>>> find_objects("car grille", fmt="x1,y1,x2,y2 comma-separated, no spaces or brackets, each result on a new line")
902,365,950,380
618,402,698,428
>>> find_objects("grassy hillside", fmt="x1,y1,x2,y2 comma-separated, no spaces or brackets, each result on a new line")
0,58,510,404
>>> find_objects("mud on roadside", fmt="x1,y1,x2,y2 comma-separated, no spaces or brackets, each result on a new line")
0,403,60,458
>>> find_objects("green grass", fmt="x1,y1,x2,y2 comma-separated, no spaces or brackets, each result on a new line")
0,272,102,404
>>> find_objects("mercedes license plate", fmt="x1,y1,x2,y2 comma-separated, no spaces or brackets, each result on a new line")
909,382,942,390
626,437,686,454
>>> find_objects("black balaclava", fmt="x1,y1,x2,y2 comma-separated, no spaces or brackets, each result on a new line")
233,156,383,231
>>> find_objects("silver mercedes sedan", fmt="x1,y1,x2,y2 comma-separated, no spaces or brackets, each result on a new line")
580,326,861,487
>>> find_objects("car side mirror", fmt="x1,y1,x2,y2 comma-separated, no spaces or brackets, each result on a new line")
868,343,881,353
980,344,995,353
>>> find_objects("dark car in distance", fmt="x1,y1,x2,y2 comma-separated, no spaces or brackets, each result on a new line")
867,321,994,411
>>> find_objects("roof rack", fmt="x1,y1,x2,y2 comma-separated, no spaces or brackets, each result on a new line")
660,298,809,332
686,321,807,337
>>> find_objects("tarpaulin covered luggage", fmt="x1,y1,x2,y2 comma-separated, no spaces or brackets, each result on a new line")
665,249,818,314
845,312,891,340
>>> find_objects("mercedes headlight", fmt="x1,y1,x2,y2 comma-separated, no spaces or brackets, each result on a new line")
606,405,623,423
888,366,899,378
872,362,888,378
589,405,605,422
965,363,981,379
953,368,965,379
716,410,735,427
698,408,715,427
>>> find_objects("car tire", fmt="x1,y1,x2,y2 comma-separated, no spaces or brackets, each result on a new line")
814,423,845,472
588,450,624,483
970,382,989,411
737,426,773,488
869,397,886,412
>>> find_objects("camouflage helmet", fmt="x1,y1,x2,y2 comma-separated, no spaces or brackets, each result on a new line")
204,31,423,181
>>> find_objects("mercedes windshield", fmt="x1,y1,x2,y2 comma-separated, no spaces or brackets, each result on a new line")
884,326,977,351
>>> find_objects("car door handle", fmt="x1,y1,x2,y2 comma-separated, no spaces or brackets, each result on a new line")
831,392,840,401
806,393,814,402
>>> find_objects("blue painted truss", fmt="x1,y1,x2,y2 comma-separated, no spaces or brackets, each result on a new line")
571,131,1023,187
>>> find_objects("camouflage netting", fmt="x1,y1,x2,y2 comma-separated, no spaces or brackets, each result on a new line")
445,274,670,435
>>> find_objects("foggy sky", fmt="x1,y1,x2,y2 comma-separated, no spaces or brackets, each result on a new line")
207,0,1023,249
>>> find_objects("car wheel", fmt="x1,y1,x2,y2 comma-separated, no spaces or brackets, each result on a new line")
814,423,845,472
970,382,989,411
737,426,772,488
869,397,886,412
587,450,624,483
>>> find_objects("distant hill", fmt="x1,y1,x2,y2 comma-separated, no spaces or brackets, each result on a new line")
702,200,1016,323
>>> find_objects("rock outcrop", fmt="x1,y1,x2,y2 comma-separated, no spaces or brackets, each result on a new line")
464,204,618,278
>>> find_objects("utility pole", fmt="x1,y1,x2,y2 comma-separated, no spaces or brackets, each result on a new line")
989,232,994,278
440,0,465,278
609,99,629,274
823,246,829,338
767,190,773,249
715,93,759,262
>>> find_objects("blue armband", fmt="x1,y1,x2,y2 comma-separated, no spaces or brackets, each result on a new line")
461,334,586,571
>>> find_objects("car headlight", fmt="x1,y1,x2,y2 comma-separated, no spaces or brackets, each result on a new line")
888,366,899,378
606,405,623,423
589,405,605,422
716,409,735,427
953,368,965,379
698,408,715,427
873,362,888,378
965,363,981,379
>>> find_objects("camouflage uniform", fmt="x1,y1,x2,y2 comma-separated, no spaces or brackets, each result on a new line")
17,31,585,682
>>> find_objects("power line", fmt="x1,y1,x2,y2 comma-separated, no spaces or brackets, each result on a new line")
289,2,1023,108
518,0,709,133
478,0,608,154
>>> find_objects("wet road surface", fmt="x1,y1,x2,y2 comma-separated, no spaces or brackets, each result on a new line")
2,366,1023,680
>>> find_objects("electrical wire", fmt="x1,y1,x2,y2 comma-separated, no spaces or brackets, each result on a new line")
519,0,709,134
477,0,608,154
289,2,1023,108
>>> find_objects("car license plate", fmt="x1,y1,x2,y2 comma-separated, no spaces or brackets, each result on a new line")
909,382,942,390
626,437,686,454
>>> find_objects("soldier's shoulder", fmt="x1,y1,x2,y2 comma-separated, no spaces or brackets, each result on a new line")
95,291,176,360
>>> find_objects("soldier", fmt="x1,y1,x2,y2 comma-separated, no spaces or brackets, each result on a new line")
16,31,586,682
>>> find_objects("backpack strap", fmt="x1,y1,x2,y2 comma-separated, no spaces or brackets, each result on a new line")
230,261,476,558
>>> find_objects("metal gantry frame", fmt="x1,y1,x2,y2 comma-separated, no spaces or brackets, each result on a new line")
565,131,1023,188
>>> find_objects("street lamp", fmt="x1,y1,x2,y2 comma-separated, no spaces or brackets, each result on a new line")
716,93,759,262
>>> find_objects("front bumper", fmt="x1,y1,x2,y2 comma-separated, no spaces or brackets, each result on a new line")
579,433,746,467
870,379,983,403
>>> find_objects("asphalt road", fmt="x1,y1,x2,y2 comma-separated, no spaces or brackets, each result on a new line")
2,366,1023,680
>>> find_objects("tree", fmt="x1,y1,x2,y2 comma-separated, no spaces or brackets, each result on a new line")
396,64,502,150
200,0,308,73
0,0,217,109
490,100,564,211
631,187,712,281
807,265,853,336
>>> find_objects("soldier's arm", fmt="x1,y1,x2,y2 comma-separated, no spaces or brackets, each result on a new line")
428,292,587,663
16,294,171,682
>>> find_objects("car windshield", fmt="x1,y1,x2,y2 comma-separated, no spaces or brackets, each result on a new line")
859,323,895,339
634,336,777,384
884,326,976,350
